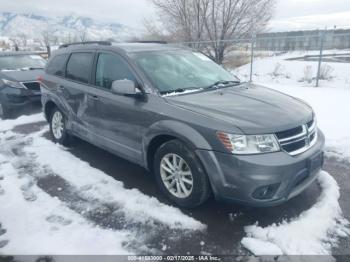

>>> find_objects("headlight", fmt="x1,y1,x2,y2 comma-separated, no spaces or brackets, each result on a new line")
1,79,25,89
217,132,280,154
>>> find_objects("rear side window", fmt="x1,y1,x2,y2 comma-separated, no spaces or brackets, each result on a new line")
46,54,68,77
95,53,136,89
66,52,94,84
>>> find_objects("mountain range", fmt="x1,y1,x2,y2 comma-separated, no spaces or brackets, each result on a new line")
0,12,138,43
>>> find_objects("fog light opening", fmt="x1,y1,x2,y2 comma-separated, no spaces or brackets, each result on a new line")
252,183,280,200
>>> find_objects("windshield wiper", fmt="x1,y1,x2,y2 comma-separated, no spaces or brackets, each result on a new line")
160,87,201,95
204,80,241,90
19,67,44,71
28,67,44,70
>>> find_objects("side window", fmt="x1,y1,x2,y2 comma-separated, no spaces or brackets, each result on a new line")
46,54,68,77
95,53,136,89
66,52,94,84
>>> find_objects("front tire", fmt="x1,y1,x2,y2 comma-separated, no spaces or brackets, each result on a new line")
154,139,211,208
49,108,71,146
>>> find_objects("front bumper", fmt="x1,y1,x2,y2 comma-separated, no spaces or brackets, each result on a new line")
196,129,325,207
1,86,41,108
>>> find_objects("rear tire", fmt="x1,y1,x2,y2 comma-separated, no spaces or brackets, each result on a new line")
154,139,211,208
49,107,71,146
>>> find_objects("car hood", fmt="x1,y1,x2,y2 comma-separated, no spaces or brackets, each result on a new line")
165,83,313,134
0,69,44,82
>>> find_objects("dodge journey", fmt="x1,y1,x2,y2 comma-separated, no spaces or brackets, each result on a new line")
40,41,325,208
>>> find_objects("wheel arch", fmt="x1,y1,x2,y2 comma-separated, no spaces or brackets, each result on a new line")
43,100,57,121
143,120,212,171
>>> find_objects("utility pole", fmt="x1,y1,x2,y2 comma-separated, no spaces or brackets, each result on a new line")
316,29,326,87
249,34,256,83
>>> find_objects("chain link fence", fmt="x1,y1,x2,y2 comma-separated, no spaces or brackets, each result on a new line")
177,30,350,87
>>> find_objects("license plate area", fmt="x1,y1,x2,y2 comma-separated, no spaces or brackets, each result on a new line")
308,152,324,173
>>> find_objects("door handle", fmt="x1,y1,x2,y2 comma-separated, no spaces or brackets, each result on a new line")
88,95,99,100
58,85,65,91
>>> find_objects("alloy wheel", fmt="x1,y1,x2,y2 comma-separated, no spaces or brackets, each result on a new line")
51,111,64,140
160,153,193,198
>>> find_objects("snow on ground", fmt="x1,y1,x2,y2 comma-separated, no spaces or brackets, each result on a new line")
234,50,350,255
25,129,204,230
0,116,205,255
235,50,350,89
0,113,44,132
241,171,350,255
0,154,131,255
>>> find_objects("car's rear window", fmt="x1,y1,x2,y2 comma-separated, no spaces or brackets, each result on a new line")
66,52,94,84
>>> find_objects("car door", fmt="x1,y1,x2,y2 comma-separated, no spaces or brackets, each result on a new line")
63,51,101,139
91,51,151,163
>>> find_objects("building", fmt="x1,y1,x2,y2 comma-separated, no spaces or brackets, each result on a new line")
256,29,350,51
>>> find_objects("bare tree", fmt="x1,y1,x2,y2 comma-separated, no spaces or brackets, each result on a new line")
18,33,28,49
151,0,210,44
203,0,275,63
52,35,59,46
141,18,170,41
79,31,88,42
9,38,20,51
41,30,52,57
67,33,72,44
149,0,275,64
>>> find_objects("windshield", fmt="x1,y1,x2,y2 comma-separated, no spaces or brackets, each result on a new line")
131,50,239,94
0,55,46,71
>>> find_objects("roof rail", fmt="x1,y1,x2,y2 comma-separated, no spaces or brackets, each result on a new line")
132,40,168,44
59,41,112,49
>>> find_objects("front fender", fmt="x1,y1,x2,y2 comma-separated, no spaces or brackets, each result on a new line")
142,120,213,167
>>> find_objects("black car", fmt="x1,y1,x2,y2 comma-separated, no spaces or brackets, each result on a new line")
0,52,46,119
41,41,324,208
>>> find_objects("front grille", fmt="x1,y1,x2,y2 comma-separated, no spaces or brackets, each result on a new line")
282,139,307,153
307,119,314,129
276,119,317,156
275,126,303,140
21,81,40,91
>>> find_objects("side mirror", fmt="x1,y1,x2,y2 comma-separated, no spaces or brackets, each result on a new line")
111,79,141,97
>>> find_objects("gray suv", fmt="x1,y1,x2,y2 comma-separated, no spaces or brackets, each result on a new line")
40,41,325,208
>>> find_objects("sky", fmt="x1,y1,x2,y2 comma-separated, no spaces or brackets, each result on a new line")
269,0,350,31
0,0,349,32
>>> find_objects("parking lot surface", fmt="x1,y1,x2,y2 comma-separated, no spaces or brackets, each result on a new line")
2,106,349,255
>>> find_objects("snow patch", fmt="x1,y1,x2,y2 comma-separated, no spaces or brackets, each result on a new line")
23,130,205,230
241,238,283,256
0,113,44,132
0,159,132,255
241,171,350,255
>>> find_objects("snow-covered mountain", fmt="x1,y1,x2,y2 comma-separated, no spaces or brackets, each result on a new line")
0,12,138,43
